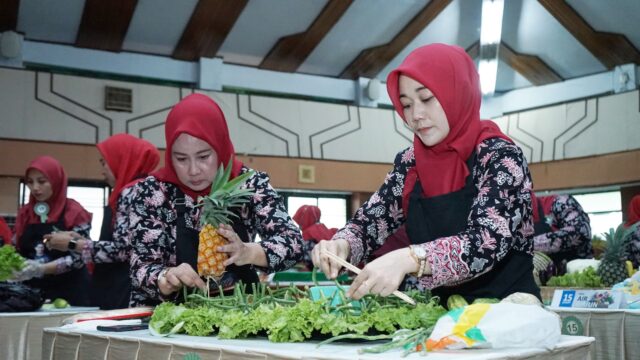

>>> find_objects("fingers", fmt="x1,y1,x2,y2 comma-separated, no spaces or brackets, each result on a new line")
165,264,206,291
216,224,239,243
347,275,371,300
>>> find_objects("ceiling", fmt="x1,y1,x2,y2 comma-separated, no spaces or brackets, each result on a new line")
3,0,640,100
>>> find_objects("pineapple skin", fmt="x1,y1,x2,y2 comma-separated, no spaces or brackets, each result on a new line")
197,223,229,277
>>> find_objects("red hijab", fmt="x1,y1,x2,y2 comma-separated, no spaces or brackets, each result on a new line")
386,43,512,212
152,94,243,200
293,205,337,242
626,195,640,227
0,216,12,245
15,156,92,244
97,134,160,212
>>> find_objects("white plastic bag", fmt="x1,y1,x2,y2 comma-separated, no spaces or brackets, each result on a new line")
426,303,561,351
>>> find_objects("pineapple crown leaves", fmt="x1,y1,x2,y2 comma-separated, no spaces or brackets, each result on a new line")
601,222,640,261
196,159,255,227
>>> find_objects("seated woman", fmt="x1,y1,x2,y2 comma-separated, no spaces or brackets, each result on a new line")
45,134,160,309
293,205,337,270
625,195,640,268
127,94,303,306
532,194,592,275
312,43,539,305
12,156,92,305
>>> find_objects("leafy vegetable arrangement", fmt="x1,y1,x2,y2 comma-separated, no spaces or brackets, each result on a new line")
546,266,602,287
150,282,447,344
0,245,26,281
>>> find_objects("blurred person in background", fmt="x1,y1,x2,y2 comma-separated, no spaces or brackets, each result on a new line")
293,205,337,271
11,156,92,305
624,194,640,268
0,216,12,245
531,193,592,275
45,134,160,309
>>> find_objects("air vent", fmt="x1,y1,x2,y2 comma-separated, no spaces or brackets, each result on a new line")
105,86,132,112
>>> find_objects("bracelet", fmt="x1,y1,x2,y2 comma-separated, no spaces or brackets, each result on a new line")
408,246,421,277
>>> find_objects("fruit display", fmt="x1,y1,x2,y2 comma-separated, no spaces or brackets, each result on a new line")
196,161,254,280
597,223,639,286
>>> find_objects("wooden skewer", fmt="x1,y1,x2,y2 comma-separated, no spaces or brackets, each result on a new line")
321,249,416,306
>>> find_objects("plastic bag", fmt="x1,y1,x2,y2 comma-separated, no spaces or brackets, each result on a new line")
0,281,44,312
612,271,640,309
426,303,561,351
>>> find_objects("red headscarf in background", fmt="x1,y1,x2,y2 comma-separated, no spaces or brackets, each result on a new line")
14,156,92,246
97,133,160,212
386,43,512,213
626,194,640,227
152,94,243,200
293,205,337,242
0,216,12,245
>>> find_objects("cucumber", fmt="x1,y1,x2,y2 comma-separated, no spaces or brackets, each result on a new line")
446,294,468,310
472,297,500,304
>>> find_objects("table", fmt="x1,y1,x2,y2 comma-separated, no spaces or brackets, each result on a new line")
549,306,640,360
0,307,98,360
42,327,594,360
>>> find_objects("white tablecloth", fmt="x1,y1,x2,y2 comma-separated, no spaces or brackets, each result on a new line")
42,326,594,360
548,306,640,360
0,307,98,360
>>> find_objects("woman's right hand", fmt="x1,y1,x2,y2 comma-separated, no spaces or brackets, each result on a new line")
157,263,206,296
311,238,350,279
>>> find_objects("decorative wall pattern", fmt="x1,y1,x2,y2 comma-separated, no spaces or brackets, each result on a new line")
0,68,638,165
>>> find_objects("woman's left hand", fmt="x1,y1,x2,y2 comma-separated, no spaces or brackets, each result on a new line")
347,248,415,300
216,223,266,267
43,231,79,251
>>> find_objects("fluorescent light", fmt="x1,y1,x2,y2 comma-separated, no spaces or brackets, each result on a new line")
480,0,504,45
479,59,498,95
479,0,504,96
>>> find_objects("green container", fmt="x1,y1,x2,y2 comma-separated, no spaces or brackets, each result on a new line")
271,271,350,283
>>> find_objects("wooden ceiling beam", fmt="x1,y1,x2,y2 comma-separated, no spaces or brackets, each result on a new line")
0,0,20,32
75,0,137,52
539,0,640,69
466,41,562,86
259,0,353,72
339,0,452,79
173,0,248,61
499,42,563,85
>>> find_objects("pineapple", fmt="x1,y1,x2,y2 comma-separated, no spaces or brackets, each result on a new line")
197,160,254,280
597,223,639,287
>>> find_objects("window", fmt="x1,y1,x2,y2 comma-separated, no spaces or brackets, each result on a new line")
280,192,350,230
572,191,622,238
20,182,109,241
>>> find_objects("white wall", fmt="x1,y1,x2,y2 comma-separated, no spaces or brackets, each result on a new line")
1,67,639,164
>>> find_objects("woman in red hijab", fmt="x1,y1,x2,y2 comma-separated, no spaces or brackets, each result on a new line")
312,44,539,305
0,217,12,245
625,195,640,267
46,134,160,309
293,205,337,270
126,94,303,306
531,193,592,275
11,156,93,305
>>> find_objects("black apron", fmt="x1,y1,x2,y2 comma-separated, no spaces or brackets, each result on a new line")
174,190,259,294
532,198,575,276
18,211,90,306
405,154,540,305
89,205,132,309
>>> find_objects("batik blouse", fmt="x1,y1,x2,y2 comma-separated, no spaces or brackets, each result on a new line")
126,166,303,306
336,137,535,291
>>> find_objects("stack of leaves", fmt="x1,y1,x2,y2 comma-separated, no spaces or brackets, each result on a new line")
546,266,602,288
0,245,25,281
150,282,447,343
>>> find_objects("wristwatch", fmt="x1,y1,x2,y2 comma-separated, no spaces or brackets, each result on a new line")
68,237,78,250
409,245,427,278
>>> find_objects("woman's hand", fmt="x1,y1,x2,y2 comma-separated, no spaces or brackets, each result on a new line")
11,260,45,281
43,231,80,251
216,223,267,267
311,238,350,279
157,263,206,296
347,247,416,300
